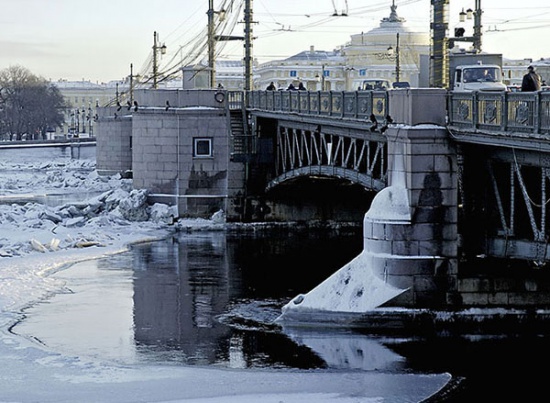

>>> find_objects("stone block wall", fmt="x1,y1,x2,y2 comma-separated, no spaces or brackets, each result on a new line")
96,89,246,219
95,106,133,176
131,107,245,218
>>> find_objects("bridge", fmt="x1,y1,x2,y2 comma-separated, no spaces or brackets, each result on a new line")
240,89,550,258
96,87,550,317
235,88,550,316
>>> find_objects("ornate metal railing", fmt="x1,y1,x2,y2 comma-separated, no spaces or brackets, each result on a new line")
448,90,550,136
234,89,550,144
246,90,389,122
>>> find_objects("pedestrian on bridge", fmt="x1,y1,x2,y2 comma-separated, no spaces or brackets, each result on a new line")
521,66,542,91
266,82,276,90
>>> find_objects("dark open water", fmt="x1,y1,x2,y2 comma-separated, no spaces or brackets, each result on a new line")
14,227,549,402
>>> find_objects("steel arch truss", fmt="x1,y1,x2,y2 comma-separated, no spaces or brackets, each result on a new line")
267,125,387,191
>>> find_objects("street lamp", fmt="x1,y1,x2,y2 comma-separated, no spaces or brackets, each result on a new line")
387,33,400,83
344,66,355,91
315,65,326,91
451,1,482,53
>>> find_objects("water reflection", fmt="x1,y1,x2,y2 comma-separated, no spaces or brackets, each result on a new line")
16,228,362,368
131,234,233,365
128,229,363,368
281,326,406,371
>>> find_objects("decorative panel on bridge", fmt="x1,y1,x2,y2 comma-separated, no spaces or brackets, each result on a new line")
449,91,550,136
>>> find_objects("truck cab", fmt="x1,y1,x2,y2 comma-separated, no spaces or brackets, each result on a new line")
453,64,507,92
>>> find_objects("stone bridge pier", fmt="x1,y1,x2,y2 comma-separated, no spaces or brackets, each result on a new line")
280,89,459,318
364,89,459,308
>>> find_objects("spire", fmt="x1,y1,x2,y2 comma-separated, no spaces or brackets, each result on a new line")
382,0,405,23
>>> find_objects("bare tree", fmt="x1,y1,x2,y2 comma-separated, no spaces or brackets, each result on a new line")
0,65,65,140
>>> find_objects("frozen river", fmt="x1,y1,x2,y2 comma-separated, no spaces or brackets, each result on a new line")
11,228,550,401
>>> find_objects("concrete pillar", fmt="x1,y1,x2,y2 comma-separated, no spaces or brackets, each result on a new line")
363,89,459,308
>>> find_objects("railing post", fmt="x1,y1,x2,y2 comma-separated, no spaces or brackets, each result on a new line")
472,91,479,131
354,91,359,120
535,91,541,134
501,91,508,132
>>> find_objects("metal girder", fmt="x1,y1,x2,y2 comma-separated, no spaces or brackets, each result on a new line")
268,125,387,191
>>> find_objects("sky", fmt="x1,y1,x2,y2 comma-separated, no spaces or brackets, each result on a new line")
1,0,549,83
0,147,452,402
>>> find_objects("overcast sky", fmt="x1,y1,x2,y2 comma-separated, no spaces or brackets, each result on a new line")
0,0,549,83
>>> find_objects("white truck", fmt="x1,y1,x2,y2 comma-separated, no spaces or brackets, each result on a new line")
452,64,507,92
449,53,507,92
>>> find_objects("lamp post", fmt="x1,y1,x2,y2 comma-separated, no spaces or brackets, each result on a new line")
75,109,80,135
317,65,326,91
452,0,482,53
152,31,167,89
88,103,92,135
387,33,400,83
344,66,355,91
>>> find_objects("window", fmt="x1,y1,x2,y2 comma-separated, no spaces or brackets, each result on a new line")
290,70,297,77
194,138,212,157
324,70,330,77
359,69,366,76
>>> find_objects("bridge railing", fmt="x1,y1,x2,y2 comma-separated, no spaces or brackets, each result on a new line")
246,90,389,121
241,89,550,137
448,90,550,135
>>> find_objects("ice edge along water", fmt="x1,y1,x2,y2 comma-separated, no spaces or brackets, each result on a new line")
278,144,412,319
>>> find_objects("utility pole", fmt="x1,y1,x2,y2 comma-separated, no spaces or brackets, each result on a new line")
130,63,134,103
430,0,449,88
472,0,483,53
152,31,166,89
243,0,253,91
207,0,216,88
207,1,253,89
153,31,159,89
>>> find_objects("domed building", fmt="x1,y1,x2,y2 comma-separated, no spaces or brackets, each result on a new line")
341,1,430,88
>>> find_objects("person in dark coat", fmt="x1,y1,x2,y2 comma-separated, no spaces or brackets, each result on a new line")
266,82,276,90
287,83,296,90
521,65,542,91
297,82,306,90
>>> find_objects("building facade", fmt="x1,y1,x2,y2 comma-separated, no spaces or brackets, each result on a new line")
53,79,124,138
341,3,430,88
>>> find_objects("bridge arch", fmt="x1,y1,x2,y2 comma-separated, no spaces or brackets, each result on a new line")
272,125,388,193
266,166,386,192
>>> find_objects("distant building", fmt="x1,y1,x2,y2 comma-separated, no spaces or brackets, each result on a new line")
53,80,123,137
181,59,258,90
254,3,431,90
255,46,345,91
341,3,430,88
